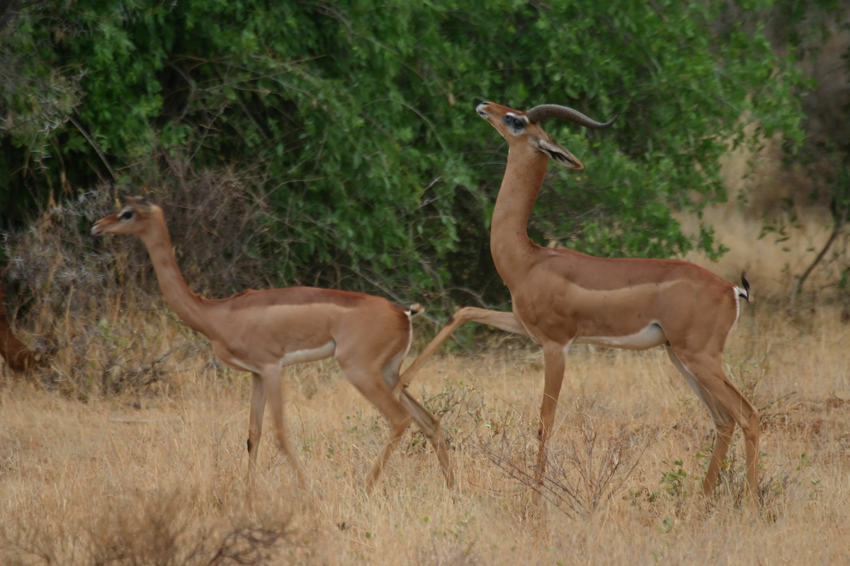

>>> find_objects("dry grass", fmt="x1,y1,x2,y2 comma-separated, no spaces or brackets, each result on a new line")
2,304,850,565
2,143,849,563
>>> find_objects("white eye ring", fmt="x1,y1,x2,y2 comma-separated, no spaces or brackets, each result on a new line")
504,114,526,134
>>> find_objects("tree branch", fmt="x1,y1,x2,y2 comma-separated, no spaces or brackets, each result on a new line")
788,199,848,312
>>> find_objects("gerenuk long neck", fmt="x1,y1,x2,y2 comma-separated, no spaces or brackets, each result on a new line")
489,143,550,288
137,215,211,337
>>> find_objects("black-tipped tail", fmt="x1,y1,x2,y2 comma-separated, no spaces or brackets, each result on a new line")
738,274,751,303
407,303,425,317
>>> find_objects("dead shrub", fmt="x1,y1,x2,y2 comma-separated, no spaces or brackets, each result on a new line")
480,411,654,519
415,537,478,566
0,489,292,566
408,377,484,454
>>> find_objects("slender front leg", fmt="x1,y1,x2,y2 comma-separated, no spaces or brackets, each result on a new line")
247,372,267,486
394,307,529,396
536,342,567,480
263,368,308,488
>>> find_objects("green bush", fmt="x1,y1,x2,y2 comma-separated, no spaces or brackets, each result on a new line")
1,0,804,314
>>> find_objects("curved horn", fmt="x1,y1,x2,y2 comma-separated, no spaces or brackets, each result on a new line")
526,104,617,129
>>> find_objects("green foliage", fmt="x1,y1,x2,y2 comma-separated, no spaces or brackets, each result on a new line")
1,0,805,311
659,459,690,500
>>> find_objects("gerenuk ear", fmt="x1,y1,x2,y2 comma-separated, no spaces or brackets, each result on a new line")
533,138,584,170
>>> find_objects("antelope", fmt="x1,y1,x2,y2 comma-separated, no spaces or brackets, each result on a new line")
92,197,454,492
396,102,759,509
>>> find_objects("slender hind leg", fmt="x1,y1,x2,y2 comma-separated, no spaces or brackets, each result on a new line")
344,372,413,492
399,389,455,488
262,367,308,488
666,346,760,509
394,308,529,397
703,421,736,496
665,347,736,496
379,348,455,489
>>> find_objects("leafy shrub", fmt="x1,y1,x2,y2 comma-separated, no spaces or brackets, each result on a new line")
2,0,805,313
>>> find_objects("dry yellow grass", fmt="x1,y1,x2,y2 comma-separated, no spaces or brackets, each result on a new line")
2,303,849,565
2,154,849,563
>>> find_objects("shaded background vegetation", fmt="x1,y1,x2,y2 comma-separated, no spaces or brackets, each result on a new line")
2,1,850,389
1,0,806,306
